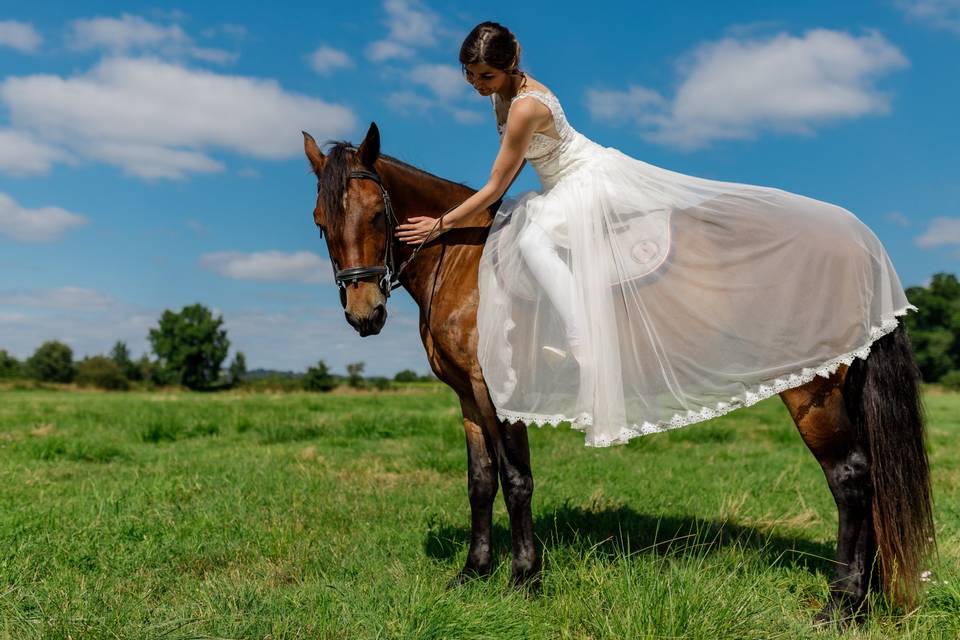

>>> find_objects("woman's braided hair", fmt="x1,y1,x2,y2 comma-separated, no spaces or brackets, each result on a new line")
459,21,523,76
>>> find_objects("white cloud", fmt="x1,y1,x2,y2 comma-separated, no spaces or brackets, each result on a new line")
384,64,483,124
367,40,414,62
0,193,88,243
896,0,960,35
586,86,667,124
85,141,223,180
0,287,114,310
68,13,236,64
885,211,911,227
200,251,331,284
450,108,484,124
0,20,41,53
0,129,67,176
915,217,960,247
386,90,434,114
307,45,353,75
587,29,908,149
366,0,440,62
383,90,483,125
0,57,356,180
409,63,465,100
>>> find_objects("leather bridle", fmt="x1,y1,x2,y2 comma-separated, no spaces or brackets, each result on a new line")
315,163,505,309
316,168,446,309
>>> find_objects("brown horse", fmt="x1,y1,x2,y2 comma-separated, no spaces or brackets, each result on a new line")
302,123,935,626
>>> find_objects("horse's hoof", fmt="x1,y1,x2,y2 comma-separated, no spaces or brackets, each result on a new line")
446,566,490,589
812,600,862,630
510,566,542,596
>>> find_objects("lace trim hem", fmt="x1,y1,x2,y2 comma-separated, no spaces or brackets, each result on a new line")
495,305,918,448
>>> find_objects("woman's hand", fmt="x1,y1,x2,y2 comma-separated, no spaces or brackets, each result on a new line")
395,216,443,245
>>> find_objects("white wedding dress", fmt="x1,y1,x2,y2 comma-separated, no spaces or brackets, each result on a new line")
475,88,916,447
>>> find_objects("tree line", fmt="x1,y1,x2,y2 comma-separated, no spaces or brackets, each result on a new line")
0,303,433,392
4,273,958,392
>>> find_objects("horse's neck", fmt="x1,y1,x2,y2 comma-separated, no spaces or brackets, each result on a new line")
378,159,488,313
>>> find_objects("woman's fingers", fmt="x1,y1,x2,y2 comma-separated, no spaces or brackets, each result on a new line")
394,216,440,244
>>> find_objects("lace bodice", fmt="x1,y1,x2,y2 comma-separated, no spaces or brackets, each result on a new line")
494,89,573,157
492,89,593,190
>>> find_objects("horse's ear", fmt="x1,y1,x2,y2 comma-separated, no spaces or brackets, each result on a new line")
356,122,380,168
303,131,325,175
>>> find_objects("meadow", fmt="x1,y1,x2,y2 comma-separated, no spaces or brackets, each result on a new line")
0,385,957,639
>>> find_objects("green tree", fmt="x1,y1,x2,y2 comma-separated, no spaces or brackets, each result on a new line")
368,376,391,390
136,355,156,387
228,351,247,387
0,349,21,379
148,304,230,390
109,341,141,381
76,356,129,391
346,362,365,389
905,272,960,382
26,341,75,383
303,360,336,392
393,369,419,383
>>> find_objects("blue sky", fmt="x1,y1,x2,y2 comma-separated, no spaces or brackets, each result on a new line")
1,1,958,375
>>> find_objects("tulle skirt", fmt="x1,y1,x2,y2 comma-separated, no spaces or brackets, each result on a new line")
476,135,915,447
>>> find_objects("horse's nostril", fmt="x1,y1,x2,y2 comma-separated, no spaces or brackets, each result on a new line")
372,304,387,327
345,311,362,331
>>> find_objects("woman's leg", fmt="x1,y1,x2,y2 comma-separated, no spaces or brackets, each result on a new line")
516,221,584,354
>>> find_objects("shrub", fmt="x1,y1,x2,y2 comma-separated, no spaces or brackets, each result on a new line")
394,369,419,383
76,356,130,391
228,351,247,387
939,370,960,391
303,360,336,392
346,362,365,389
368,376,391,391
0,349,21,379
26,341,75,383
110,341,142,381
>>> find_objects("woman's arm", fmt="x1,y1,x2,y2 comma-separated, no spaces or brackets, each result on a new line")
396,99,542,244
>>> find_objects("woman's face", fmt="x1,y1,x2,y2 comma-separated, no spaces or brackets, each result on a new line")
463,62,509,96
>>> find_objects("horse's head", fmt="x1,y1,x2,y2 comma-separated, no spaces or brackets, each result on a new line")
303,123,393,337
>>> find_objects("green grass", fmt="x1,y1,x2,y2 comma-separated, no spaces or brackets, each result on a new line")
0,386,957,639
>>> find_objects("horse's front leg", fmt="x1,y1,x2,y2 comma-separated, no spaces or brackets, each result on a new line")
465,383,540,588
452,403,499,583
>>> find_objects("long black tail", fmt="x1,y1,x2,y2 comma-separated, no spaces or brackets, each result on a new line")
843,322,936,607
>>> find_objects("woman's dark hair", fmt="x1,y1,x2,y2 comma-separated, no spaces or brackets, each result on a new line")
459,22,522,75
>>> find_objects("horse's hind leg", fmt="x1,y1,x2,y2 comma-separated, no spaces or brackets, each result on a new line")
780,366,876,626
498,417,539,587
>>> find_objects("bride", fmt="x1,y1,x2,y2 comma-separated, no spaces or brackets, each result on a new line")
395,21,916,447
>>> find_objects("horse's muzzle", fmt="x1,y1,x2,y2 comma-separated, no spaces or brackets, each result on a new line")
345,303,387,337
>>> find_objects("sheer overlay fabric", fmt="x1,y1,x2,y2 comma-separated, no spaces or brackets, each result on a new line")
476,89,916,447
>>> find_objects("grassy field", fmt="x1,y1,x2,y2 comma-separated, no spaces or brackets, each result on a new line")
0,386,957,639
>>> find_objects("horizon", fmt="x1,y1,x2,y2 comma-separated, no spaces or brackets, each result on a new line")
1,1,959,375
